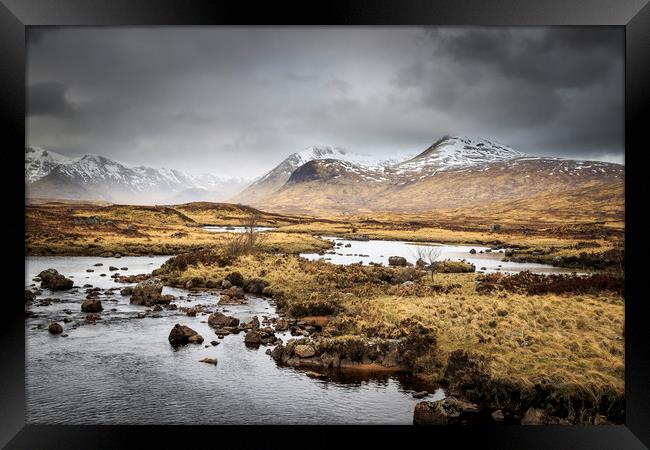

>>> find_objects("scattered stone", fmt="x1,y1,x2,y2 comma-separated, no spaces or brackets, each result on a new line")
200,357,218,365
243,278,267,294
168,324,204,347
293,344,316,358
120,286,134,296
244,331,261,346
521,408,547,425
86,269,94,273
492,410,505,422
210,340,219,346
208,312,240,328
469,248,477,254
38,269,74,291
85,313,101,324
388,256,407,267
81,298,103,312
120,267,128,271
48,323,63,334
225,272,244,287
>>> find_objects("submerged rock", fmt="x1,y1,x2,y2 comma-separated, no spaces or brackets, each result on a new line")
200,357,218,365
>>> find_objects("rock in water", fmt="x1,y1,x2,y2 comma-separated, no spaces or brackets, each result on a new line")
200,357,218,365
491,409,505,422
38,269,74,291
244,331,261,347
48,323,63,334
388,256,407,267
168,324,204,347
521,408,547,425
413,397,474,425
130,278,173,306
293,344,316,358
81,298,103,312
208,312,240,329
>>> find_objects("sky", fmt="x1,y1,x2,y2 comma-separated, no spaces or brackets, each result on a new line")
27,26,624,178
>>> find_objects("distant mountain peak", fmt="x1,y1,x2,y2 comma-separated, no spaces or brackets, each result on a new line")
396,135,525,172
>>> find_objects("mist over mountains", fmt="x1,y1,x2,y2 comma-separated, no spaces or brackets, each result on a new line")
26,136,624,214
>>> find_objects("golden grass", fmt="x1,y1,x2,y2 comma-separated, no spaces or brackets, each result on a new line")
160,253,624,395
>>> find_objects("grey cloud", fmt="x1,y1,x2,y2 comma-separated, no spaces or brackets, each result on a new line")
26,26,623,177
27,82,77,117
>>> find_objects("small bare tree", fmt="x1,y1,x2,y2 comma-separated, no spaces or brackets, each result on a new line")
224,213,267,257
413,246,442,281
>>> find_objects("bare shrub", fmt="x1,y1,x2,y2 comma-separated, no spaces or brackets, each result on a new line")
413,246,442,281
224,213,267,257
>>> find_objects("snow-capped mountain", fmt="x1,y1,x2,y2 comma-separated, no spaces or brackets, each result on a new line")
25,146,75,183
231,136,624,215
393,135,525,173
231,144,391,204
25,147,250,204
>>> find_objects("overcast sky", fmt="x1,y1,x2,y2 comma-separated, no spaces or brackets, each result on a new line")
27,26,624,178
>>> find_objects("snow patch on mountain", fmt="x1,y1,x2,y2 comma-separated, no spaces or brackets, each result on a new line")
394,135,525,173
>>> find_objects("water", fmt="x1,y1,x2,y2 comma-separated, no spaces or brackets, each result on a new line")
301,237,582,274
25,256,444,425
203,226,276,233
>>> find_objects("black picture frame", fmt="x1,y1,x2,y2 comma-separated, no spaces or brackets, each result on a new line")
2,0,648,448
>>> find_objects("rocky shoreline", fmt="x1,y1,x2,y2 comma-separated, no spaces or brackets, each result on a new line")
26,256,624,426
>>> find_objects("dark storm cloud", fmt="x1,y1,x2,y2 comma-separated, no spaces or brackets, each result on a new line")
26,26,624,177
27,82,77,117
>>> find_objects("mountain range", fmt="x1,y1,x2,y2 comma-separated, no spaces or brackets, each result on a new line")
233,136,624,215
25,136,624,215
25,146,250,204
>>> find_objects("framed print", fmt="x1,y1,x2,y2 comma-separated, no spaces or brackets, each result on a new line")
1,0,649,448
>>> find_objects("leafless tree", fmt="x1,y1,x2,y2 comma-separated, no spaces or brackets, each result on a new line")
413,246,442,281
224,213,267,257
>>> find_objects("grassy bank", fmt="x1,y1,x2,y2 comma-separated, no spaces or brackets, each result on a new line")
155,251,624,422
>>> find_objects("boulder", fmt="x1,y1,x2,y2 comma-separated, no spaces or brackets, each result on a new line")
25,290,36,304
469,248,477,254
244,331,261,346
521,408,547,425
81,298,103,312
224,286,245,299
243,278,267,294
388,256,407,267
294,344,316,358
38,269,73,291
225,272,245,287
168,324,204,347
130,278,167,306
48,323,63,334
244,316,260,330
491,409,505,422
413,397,464,425
208,312,240,329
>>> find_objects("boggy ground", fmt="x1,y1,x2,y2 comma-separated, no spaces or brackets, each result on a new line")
155,250,625,424
26,200,623,271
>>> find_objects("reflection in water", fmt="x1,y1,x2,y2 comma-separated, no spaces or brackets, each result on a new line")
26,256,444,425
301,236,584,274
